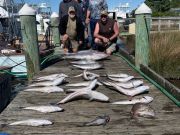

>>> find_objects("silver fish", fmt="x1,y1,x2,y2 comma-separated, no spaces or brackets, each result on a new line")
57,88,109,104
105,82,149,97
73,63,103,70
23,105,64,113
64,52,108,60
66,81,102,87
83,70,99,80
34,73,68,81
112,96,153,105
29,77,65,87
66,79,98,92
70,60,97,65
83,115,110,126
107,73,129,78
24,86,64,93
9,119,53,126
131,103,155,118
102,80,143,89
108,76,134,82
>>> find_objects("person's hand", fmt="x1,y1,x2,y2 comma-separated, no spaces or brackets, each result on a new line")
79,40,83,45
85,18,90,24
102,37,109,43
63,34,68,41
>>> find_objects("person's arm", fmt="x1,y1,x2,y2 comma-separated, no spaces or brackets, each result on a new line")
85,9,90,24
59,16,68,41
77,17,85,42
109,21,119,41
94,22,109,43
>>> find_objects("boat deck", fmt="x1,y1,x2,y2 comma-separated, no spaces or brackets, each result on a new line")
0,55,180,135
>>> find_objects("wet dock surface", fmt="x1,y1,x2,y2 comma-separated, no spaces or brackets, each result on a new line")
0,55,180,135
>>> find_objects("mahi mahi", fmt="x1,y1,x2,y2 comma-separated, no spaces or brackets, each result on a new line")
112,96,153,105
9,119,53,126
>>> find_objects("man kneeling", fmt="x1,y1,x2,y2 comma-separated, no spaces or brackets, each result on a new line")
94,10,119,55
59,6,84,53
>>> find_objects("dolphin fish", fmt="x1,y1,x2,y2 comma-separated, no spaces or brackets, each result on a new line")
131,103,155,118
112,96,153,105
23,105,64,113
9,119,53,126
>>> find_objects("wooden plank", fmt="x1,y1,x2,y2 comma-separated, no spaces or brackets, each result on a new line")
0,55,179,135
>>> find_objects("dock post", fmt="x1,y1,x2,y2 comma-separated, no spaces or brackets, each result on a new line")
50,12,60,54
19,4,40,80
135,3,152,69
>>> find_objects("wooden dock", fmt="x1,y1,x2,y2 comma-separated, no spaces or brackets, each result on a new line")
0,55,180,135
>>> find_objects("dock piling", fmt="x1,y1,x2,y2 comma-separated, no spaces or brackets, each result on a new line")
135,3,152,69
19,4,40,80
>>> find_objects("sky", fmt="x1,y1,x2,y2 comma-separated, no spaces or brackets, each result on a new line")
24,0,145,12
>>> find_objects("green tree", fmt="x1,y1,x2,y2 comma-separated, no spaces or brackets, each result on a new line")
171,0,180,8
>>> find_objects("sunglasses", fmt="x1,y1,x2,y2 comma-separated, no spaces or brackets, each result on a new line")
101,15,107,18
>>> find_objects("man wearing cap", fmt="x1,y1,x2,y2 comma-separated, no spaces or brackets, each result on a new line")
59,6,84,53
94,10,119,55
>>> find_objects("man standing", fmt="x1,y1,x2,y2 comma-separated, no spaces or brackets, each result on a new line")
85,0,108,49
94,10,119,55
59,0,83,19
59,6,84,53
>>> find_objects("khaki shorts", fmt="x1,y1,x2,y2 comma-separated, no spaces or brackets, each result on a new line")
106,43,116,53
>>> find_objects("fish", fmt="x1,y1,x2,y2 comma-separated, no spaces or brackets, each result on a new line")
83,115,110,126
108,76,134,82
57,88,109,104
9,119,53,126
28,77,66,87
63,51,108,60
23,105,64,113
131,103,155,118
73,63,103,70
24,86,64,93
66,81,102,87
34,73,68,81
112,96,153,105
70,60,97,65
83,70,99,80
104,82,149,97
106,73,129,78
102,80,143,89
66,79,98,92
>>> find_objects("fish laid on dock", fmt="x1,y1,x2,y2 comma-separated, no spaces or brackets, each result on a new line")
108,76,134,82
106,73,129,78
112,96,153,105
83,70,99,80
63,51,108,60
23,105,64,113
131,103,155,118
83,115,110,126
24,86,64,93
105,82,149,97
66,81,102,87
102,80,143,89
66,79,98,92
34,73,68,81
73,63,103,70
70,60,97,65
9,119,53,126
28,77,66,87
57,85,109,104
